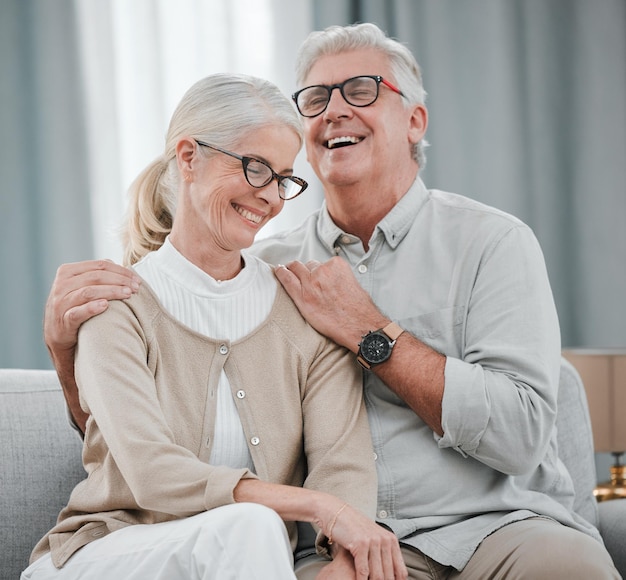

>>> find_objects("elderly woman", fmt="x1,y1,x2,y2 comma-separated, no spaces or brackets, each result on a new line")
21,74,406,580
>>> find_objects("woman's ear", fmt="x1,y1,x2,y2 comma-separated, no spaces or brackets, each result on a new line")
176,137,197,179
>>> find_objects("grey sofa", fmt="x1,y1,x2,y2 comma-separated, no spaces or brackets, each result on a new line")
2,362,625,579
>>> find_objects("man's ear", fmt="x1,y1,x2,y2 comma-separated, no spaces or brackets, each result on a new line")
408,104,428,145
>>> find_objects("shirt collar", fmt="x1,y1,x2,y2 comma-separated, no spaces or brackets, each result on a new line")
316,177,429,251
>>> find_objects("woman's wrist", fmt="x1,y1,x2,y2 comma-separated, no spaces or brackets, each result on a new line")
327,503,347,545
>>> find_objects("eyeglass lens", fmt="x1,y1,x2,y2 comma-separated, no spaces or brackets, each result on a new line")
194,140,306,200
295,76,381,117
244,159,303,200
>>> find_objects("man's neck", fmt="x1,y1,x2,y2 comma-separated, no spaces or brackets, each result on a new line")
324,172,417,251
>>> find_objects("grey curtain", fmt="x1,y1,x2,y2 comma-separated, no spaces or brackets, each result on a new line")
313,0,626,349
1,0,93,369
1,0,624,370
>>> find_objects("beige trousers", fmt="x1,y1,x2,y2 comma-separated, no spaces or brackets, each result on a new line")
296,518,621,580
402,518,621,580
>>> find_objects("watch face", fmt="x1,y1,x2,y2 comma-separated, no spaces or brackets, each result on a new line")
361,332,391,364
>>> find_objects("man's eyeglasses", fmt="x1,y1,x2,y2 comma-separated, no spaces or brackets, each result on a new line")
195,140,308,201
292,75,405,118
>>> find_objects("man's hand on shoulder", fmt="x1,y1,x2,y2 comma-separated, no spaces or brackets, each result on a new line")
274,257,386,352
44,259,140,434
44,259,140,354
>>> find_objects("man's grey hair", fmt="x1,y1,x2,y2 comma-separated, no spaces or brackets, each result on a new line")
296,22,428,169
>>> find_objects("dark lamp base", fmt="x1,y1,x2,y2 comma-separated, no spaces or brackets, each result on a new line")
594,464,626,502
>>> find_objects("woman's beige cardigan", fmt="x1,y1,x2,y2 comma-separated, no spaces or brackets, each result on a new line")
32,282,376,568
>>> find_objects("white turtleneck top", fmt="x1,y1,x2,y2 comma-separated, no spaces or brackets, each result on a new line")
133,237,276,472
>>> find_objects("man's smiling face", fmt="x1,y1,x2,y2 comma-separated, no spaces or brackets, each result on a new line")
301,48,420,190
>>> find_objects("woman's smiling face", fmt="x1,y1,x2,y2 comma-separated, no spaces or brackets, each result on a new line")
173,124,301,264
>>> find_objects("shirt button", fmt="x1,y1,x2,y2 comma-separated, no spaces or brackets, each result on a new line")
357,264,368,274
373,452,378,461
250,436,260,446
219,344,228,355
341,235,352,244
236,390,246,399
378,510,388,519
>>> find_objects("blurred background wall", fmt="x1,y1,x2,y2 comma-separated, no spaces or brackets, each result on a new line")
2,0,624,378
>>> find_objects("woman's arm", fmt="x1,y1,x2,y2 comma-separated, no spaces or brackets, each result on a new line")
234,479,406,580
44,259,140,432
76,290,256,515
76,288,406,578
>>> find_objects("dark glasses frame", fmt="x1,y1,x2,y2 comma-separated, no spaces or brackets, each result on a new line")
292,75,405,118
195,140,308,200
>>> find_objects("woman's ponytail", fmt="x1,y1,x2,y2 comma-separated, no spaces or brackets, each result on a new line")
122,155,176,265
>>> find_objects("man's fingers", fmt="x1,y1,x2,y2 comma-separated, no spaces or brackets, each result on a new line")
68,283,136,306
274,264,303,298
64,300,110,332
55,260,141,296
277,260,313,280
57,259,136,279
44,260,141,352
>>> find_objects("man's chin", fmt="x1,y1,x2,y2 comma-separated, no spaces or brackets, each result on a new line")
322,170,362,188
318,156,365,185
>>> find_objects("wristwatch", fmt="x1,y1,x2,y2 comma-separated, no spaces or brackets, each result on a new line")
357,322,404,370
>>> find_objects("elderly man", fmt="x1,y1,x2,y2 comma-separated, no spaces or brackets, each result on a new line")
44,23,619,579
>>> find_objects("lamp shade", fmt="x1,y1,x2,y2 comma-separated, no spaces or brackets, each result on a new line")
562,349,626,453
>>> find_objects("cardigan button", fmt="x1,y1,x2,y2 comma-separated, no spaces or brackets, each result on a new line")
236,390,246,399
250,436,260,446
219,344,228,355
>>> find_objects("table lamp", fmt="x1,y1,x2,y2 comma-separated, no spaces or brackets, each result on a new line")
562,349,626,501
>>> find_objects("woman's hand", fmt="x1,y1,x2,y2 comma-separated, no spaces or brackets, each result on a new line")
234,471,408,579
321,502,407,580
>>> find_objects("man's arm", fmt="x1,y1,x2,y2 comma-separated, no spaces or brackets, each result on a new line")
44,259,140,432
276,224,561,475
275,257,446,435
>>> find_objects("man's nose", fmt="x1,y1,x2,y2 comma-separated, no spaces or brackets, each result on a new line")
323,87,351,120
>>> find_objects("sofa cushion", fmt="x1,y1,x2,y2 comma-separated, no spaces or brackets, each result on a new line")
0,361,611,577
556,358,599,527
598,499,626,575
0,369,85,579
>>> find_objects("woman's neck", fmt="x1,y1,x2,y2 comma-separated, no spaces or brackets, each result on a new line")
168,233,244,282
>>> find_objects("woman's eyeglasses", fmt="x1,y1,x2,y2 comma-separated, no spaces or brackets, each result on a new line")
292,75,405,118
195,140,308,201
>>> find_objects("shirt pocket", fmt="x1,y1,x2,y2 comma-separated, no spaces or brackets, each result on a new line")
398,306,465,357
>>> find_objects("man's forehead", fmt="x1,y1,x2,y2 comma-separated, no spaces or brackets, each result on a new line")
304,49,390,85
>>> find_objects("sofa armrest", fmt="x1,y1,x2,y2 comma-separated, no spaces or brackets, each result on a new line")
0,369,85,579
598,498,626,578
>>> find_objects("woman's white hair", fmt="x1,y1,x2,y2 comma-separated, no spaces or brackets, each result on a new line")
123,73,303,265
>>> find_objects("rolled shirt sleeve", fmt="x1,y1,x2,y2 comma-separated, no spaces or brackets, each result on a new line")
437,224,561,474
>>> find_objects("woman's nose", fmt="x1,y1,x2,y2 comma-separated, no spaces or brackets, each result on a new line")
255,179,283,206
